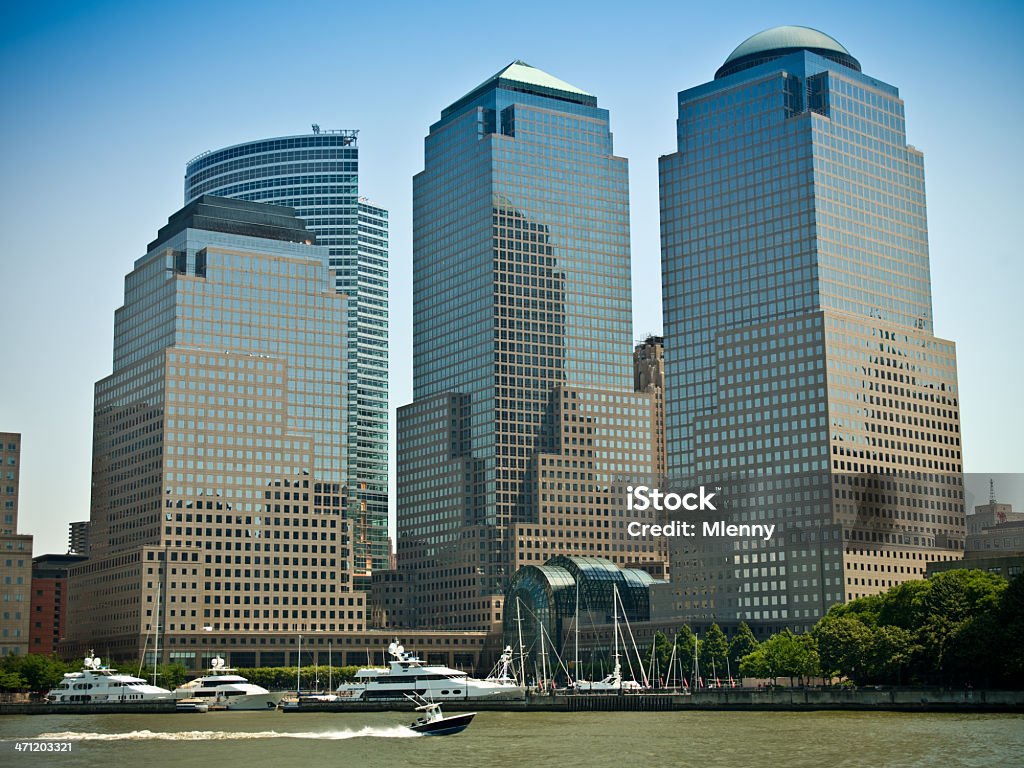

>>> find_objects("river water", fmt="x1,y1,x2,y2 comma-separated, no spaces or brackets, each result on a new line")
1,710,1021,768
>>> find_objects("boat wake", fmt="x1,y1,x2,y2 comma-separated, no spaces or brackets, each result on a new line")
32,726,421,741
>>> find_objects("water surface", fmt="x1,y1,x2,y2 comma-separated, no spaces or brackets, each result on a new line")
1,709,1020,767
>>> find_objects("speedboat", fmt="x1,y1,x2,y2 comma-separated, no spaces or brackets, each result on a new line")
175,698,210,712
46,652,173,703
406,695,475,736
279,692,339,711
173,656,282,710
334,641,525,702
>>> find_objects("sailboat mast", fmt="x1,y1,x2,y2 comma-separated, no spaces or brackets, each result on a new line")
538,615,549,689
297,633,302,694
153,577,160,686
516,598,526,686
574,581,580,684
612,585,620,687
694,632,700,687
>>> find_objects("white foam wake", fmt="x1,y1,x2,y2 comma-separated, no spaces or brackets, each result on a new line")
32,726,421,741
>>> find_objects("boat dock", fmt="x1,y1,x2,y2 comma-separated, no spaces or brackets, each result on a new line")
3,689,1023,715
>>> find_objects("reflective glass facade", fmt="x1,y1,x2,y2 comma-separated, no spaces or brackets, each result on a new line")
69,198,366,659
503,555,656,671
399,62,656,630
185,133,389,583
659,31,964,631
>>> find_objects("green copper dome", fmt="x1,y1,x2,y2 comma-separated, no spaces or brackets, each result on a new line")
715,25,861,79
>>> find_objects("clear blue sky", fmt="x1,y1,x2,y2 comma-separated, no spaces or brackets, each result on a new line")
2,0,1021,555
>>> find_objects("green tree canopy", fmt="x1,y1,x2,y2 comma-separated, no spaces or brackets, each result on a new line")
998,574,1024,685
644,631,674,682
674,625,700,684
751,630,819,685
728,621,759,674
813,614,872,682
812,568,1014,687
0,654,72,692
700,624,729,682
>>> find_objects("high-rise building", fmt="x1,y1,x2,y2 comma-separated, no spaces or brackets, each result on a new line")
68,521,90,555
184,131,389,586
635,336,666,482
398,61,664,630
65,197,367,664
658,27,964,631
30,553,86,656
0,432,33,656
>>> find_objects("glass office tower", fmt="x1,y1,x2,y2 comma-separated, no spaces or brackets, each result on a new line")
66,196,367,664
658,27,964,632
185,132,389,585
399,62,661,630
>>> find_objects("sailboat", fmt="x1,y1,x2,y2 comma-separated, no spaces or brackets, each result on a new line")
573,586,644,692
281,634,338,709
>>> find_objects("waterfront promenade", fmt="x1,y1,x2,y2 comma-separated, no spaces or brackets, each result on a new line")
3,688,1021,715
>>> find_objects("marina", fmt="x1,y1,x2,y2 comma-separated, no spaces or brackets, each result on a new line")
5,687,1023,715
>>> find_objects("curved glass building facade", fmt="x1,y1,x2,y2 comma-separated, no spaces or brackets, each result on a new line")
184,132,389,584
503,555,656,672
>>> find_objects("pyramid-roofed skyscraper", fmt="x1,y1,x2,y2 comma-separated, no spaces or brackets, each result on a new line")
398,61,665,630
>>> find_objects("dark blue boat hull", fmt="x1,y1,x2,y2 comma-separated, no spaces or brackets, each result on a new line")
408,711,476,736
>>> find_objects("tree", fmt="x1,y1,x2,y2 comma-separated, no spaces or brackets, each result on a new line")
739,648,771,682
239,666,363,690
813,614,872,683
876,579,929,631
0,654,71,692
916,570,1007,684
644,631,673,683
756,630,819,685
700,624,729,684
728,621,759,679
998,574,1024,686
674,625,700,686
0,670,27,692
157,662,189,689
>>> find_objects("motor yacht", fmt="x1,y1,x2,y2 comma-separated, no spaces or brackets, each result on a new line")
173,656,282,710
46,652,173,704
334,641,524,702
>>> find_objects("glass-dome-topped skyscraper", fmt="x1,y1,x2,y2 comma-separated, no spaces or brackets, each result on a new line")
659,26,964,632
185,132,389,585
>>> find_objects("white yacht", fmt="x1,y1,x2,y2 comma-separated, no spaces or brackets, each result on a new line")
334,642,525,702
174,656,283,710
46,652,173,704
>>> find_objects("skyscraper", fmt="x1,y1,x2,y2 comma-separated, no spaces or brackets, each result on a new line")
659,27,964,631
65,197,366,664
0,432,33,656
635,336,667,483
184,132,389,585
398,61,663,630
